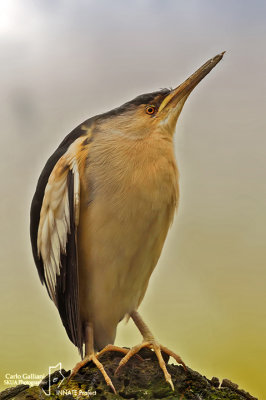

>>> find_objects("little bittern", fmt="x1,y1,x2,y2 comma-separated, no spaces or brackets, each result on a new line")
30,52,224,392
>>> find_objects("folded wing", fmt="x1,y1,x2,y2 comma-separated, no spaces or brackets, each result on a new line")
30,130,91,356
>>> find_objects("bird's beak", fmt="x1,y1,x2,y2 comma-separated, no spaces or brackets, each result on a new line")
158,52,225,128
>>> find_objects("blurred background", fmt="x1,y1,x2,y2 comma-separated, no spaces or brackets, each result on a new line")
0,0,265,398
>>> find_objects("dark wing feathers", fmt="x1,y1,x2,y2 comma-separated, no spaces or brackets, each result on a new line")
30,122,91,355
55,171,83,355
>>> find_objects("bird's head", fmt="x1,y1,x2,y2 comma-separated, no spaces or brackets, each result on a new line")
97,52,225,140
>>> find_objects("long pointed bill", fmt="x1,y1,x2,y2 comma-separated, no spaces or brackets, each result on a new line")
158,51,225,128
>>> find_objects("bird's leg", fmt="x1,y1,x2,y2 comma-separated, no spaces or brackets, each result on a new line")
68,322,116,393
115,310,186,391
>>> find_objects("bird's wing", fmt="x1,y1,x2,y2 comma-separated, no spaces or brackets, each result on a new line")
37,138,82,302
31,127,91,355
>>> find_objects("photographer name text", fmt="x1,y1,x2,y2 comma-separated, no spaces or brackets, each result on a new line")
4,373,45,386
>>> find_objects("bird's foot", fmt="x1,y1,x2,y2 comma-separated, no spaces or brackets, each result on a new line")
67,345,142,394
115,340,186,391
68,353,116,394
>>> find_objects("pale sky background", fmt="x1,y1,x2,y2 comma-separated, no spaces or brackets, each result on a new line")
0,0,266,398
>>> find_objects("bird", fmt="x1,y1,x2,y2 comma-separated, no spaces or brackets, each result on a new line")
30,52,224,392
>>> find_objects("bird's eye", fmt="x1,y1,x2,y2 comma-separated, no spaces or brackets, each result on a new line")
145,105,156,115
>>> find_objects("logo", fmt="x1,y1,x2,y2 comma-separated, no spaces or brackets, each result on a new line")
41,362,65,396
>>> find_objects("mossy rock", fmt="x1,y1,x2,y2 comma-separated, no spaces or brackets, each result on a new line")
0,348,257,399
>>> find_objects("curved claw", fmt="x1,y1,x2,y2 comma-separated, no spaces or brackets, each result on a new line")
153,342,174,391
